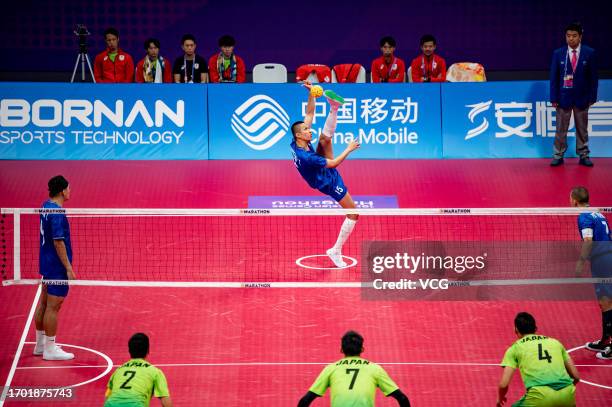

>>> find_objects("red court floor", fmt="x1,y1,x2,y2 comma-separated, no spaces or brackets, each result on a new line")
1,159,612,406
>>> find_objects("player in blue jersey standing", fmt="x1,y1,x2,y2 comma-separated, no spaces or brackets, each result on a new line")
290,82,361,268
32,175,76,360
572,186,612,360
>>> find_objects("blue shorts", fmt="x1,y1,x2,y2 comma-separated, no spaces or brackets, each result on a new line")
42,273,69,297
318,173,348,202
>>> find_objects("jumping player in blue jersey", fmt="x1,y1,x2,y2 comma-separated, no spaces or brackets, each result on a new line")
571,186,612,360
32,175,76,361
290,82,360,267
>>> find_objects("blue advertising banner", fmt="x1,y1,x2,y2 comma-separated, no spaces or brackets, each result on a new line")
0,83,207,159
441,80,612,158
208,84,442,159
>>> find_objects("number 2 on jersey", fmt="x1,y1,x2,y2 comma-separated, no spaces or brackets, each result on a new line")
538,343,552,363
346,369,359,390
119,370,136,389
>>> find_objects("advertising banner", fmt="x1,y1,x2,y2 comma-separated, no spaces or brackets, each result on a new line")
208,84,442,159
0,83,207,159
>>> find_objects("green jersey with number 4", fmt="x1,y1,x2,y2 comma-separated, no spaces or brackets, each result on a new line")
501,334,573,390
309,356,399,407
104,358,169,407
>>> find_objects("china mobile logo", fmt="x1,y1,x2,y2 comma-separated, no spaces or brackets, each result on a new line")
231,95,290,150
465,100,492,140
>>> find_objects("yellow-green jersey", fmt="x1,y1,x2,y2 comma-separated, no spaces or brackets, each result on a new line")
309,356,399,407
501,334,574,391
104,358,170,407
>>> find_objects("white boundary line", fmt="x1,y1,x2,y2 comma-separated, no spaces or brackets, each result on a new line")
295,254,358,270
21,342,113,389
0,285,41,406
567,345,612,390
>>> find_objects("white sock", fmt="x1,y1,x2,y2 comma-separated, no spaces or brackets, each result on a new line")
44,335,56,352
322,106,339,139
36,330,45,344
332,218,357,252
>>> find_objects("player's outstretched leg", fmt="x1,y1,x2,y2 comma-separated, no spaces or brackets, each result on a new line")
316,90,345,159
327,192,359,268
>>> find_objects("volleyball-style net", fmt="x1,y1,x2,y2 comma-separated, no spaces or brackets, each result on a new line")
1,208,611,297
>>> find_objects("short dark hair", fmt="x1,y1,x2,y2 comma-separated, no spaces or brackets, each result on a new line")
379,36,396,48
565,22,583,35
571,186,589,204
48,175,69,197
291,121,304,138
181,34,196,45
104,27,119,38
128,333,150,358
144,38,161,50
420,34,437,46
341,331,364,356
219,35,236,47
514,312,537,335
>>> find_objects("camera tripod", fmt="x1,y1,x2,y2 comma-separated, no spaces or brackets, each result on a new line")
71,50,96,83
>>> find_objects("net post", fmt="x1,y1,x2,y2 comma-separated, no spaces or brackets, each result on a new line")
13,209,21,282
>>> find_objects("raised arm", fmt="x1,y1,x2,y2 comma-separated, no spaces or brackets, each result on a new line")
302,81,316,127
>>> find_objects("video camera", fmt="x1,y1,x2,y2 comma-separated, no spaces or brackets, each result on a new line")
74,24,90,53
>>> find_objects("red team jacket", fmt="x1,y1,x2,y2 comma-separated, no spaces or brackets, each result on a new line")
208,52,246,83
410,54,447,83
94,49,135,83
370,56,406,83
135,57,173,83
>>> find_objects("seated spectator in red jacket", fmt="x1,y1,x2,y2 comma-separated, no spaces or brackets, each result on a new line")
94,27,134,83
135,38,172,83
208,35,246,83
371,36,405,83
410,34,447,83
173,34,208,83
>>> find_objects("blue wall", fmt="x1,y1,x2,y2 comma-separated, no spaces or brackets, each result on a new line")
1,81,611,159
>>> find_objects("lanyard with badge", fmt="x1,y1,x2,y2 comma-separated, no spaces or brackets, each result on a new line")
184,56,196,83
420,56,436,81
562,50,576,89
383,57,397,82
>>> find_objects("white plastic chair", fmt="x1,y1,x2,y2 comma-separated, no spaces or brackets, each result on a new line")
252,63,288,83
407,66,413,83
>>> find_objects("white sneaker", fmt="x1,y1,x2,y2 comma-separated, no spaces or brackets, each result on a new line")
33,342,45,356
326,248,347,268
43,345,74,361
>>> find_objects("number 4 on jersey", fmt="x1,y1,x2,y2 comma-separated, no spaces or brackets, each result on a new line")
538,343,552,363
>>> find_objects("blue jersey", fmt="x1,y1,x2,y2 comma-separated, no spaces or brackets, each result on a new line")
291,140,337,190
39,200,72,278
578,211,611,260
